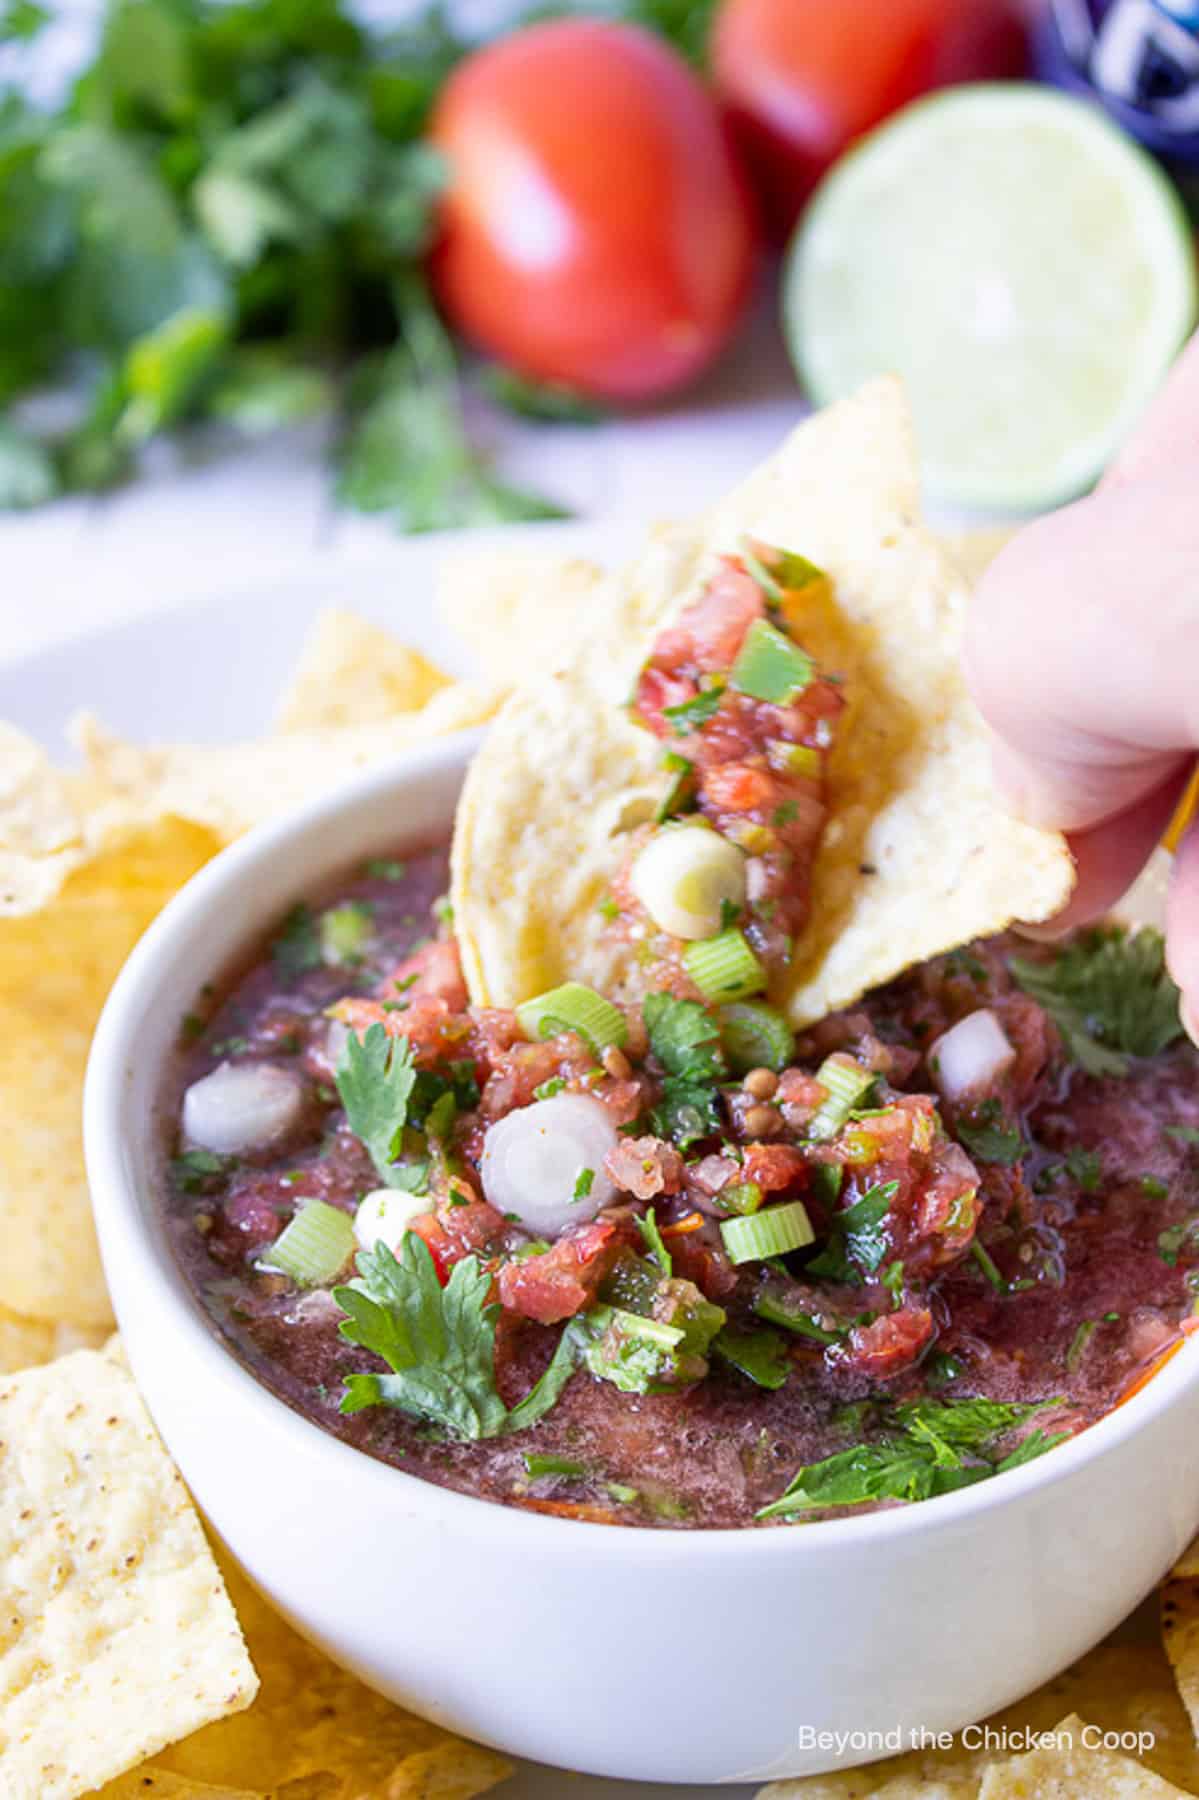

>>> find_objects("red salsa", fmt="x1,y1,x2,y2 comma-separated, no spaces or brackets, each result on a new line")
612,545,845,997
162,844,1199,1529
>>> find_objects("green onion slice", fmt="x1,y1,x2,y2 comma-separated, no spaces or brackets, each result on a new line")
720,1202,814,1265
807,1054,875,1141
753,1291,840,1343
261,1198,355,1286
683,928,766,1002
719,1000,795,1074
516,982,628,1053
656,751,696,823
717,1181,764,1216
767,739,821,780
730,619,814,705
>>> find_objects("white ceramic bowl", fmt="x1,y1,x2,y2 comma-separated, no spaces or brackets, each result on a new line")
85,734,1199,1785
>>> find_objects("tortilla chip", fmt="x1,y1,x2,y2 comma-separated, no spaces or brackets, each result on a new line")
0,725,93,914
71,678,506,845
1162,1566,1199,1739
977,1713,1191,1799
0,818,218,1325
98,1776,263,1799
437,549,609,684
0,1348,257,1800
273,609,451,733
150,1554,510,1800
0,1302,107,1372
941,524,1018,587
452,380,1074,1021
761,1641,1199,1799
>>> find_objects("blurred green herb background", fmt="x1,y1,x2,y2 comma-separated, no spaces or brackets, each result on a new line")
0,0,715,527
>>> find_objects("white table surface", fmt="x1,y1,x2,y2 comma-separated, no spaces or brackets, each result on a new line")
0,301,813,668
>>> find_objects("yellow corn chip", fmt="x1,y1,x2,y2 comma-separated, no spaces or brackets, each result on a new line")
437,548,608,684
71,678,506,844
0,1349,257,1800
761,1641,1199,1799
151,1554,510,1800
1162,1567,1199,1738
0,1301,107,1372
452,380,1073,1021
98,1775,263,1799
0,818,218,1325
977,1713,1191,1798
273,608,451,732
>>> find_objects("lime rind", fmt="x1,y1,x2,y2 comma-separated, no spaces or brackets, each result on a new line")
785,84,1199,514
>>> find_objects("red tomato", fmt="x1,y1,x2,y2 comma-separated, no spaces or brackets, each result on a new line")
429,20,760,403
711,0,1029,237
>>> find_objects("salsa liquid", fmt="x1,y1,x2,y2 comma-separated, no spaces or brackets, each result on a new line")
161,844,1199,1528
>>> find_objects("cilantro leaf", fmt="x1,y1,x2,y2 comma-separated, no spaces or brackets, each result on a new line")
1158,1217,1199,1268
271,902,322,977
335,1237,581,1440
1010,927,1182,1078
955,1098,1025,1166
713,1324,789,1390
636,1209,673,1276
661,684,724,736
759,1395,1063,1518
1065,1148,1102,1191
806,1181,898,1282
483,365,602,424
334,1022,417,1186
643,993,728,1147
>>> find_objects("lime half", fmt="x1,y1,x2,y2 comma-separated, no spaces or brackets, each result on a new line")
785,85,1198,512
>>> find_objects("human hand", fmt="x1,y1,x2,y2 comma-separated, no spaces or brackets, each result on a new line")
964,329,1199,1034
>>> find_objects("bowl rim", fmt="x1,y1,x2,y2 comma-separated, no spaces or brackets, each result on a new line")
84,730,1199,1557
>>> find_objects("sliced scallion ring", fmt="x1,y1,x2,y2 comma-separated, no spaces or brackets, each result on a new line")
632,825,746,941
516,982,628,1053
719,1000,795,1074
717,1181,764,1216
720,1202,814,1265
682,927,766,1002
807,1054,876,1141
261,1198,355,1286
730,619,814,704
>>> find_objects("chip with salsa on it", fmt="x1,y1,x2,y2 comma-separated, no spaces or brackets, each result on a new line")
451,378,1074,1027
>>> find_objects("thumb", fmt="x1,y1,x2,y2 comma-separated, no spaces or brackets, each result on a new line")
1105,326,1199,489
965,462,1199,836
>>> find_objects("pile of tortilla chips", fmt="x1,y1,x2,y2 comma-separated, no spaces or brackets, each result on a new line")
0,378,1187,1798
761,1537,1199,1798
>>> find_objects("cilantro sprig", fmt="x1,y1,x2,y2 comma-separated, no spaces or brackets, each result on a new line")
806,1181,898,1284
334,1237,581,1439
0,0,716,523
643,993,728,1148
759,1396,1066,1519
1009,926,1183,1079
334,1022,418,1187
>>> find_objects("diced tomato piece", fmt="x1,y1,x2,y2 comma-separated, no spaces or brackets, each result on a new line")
604,1135,685,1199
742,1142,808,1194
634,666,700,734
700,761,775,813
411,1196,507,1284
667,1219,739,1301
836,1306,933,1380
653,564,763,674
498,1219,624,1323
382,937,468,1011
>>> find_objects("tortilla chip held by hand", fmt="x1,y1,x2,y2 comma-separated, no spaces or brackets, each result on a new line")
452,379,1074,1026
